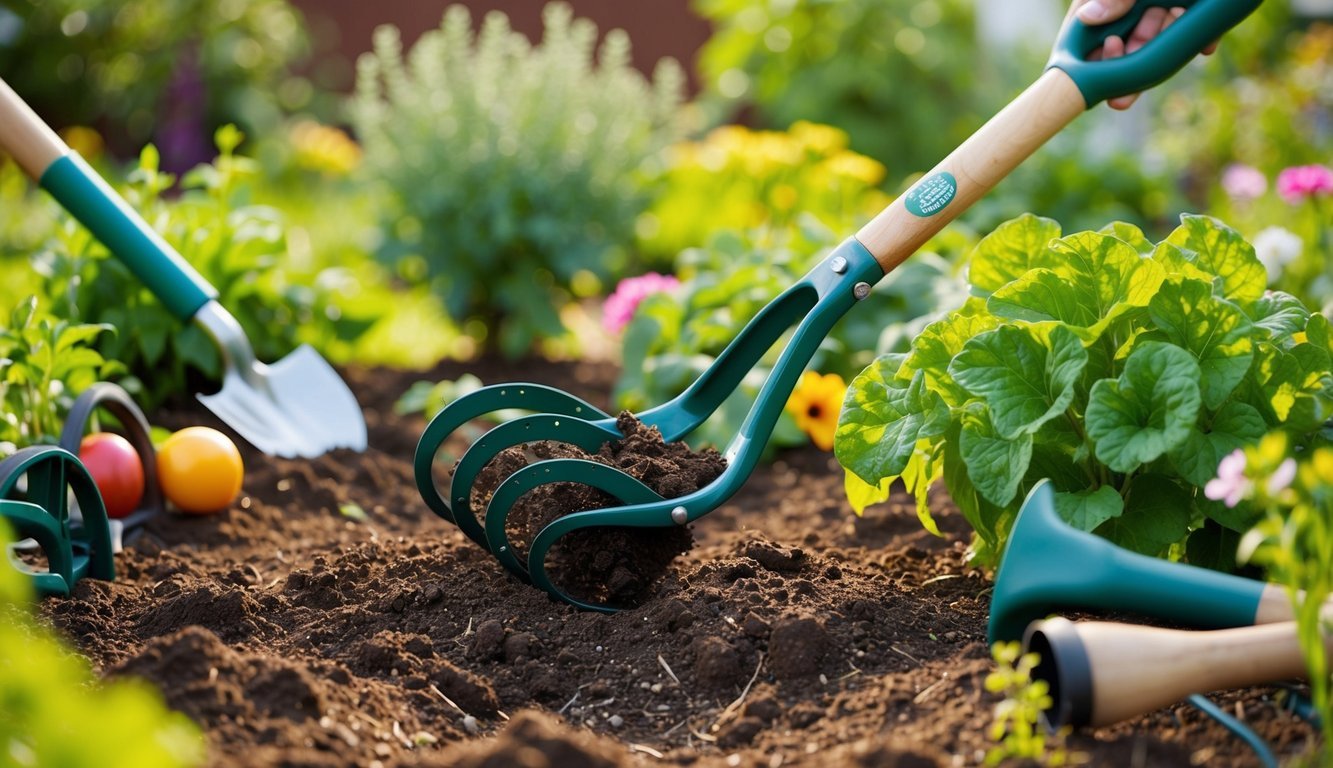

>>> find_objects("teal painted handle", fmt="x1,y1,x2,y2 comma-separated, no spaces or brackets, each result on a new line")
1047,0,1264,107
40,154,216,321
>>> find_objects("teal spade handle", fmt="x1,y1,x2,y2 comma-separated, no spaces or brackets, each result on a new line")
1047,0,1264,107
40,154,217,320
0,77,216,321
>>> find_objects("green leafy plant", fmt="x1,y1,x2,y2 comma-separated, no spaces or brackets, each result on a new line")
28,127,376,409
985,642,1077,766
836,213,1333,566
1158,20,1333,309
0,519,205,767
693,0,989,172
0,296,119,453
351,2,685,358
1234,434,1333,764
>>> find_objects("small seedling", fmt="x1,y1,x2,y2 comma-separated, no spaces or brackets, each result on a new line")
985,641,1079,767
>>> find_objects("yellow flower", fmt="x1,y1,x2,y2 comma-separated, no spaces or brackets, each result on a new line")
785,371,847,451
823,150,886,187
789,121,848,155
59,126,104,161
290,120,362,176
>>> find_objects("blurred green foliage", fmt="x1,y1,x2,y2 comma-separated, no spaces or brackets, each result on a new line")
351,2,686,359
1,127,379,408
0,296,119,451
1155,16,1333,307
0,0,318,166
693,0,984,173
0,519,205,767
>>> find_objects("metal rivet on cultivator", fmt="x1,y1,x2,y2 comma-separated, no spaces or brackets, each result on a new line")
415,0,1263,611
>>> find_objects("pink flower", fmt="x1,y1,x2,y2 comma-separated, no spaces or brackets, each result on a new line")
1221,163,1267,201
602,272,679,334
1266,458,1297,496
1276,165,1333,204
1204,449,1251,508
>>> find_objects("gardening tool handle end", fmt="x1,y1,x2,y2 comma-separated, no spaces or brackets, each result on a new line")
1048,0,1265,108
0,78,66,179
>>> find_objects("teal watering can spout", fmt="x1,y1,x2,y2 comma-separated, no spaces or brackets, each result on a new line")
988,480,1268,643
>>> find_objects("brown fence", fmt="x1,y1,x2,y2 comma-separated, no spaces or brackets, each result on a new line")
291,0,714,89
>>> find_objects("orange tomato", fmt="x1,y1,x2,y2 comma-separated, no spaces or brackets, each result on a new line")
156,427,244,515
79,433,145,519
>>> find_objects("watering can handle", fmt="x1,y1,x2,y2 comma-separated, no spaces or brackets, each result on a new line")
1048,0,1265,107
855,0,1262,272
0,77,217,320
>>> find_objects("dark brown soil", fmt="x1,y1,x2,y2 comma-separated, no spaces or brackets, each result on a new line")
38,358,1320,767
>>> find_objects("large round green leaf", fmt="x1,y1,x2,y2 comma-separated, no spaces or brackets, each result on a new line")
1086,341,1201,473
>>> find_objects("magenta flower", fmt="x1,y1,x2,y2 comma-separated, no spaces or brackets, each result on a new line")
1205,449,1252,508
1276,165,1333,204
602,272,680,334
1221,163,1267,201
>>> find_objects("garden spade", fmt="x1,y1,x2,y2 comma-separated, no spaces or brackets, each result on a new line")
0,76,366,459
414,0,1263,610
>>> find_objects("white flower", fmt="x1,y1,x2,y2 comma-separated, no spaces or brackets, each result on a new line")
1252,226,1303,283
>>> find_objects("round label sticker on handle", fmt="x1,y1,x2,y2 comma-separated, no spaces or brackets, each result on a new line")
905,172,957,217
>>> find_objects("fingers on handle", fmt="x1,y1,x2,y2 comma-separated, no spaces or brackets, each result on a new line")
1075,0,1138,25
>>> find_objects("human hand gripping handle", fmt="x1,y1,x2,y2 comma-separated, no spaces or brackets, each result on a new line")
855,0,1263,272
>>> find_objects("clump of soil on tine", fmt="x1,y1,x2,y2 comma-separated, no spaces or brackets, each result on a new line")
476,412,726,606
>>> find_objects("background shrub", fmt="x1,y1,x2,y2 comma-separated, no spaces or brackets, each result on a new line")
351,2,685,359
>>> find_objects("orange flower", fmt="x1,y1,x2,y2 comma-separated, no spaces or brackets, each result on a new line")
785,371,846,451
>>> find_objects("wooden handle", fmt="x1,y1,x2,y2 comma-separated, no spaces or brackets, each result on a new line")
1066,620,1327,727
1254,583,1333,625
856,68,1087,272
0,77,68,179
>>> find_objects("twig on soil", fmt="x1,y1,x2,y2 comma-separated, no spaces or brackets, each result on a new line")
913,672,950,704
497,710,509,722
629,744,665,759
588,698,617,708
657,654,682,686
392,721,413,749
920,574,960,586
429,683,474,724
889,644,922,665
663,719,687,738
715,653,765,729
690,726,718,743
559,692,581,715
351,710,385,730
838,660,862,682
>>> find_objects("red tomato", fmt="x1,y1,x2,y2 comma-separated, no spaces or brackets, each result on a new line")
78,433,145,519
156,427,244,515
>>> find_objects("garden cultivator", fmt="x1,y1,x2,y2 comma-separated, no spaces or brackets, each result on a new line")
416,0,1264,610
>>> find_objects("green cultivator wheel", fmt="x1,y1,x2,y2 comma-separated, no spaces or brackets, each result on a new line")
0,446,114,596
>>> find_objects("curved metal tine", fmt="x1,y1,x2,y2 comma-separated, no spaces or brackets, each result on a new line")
523,244,884,611
483,458,663,577
447,415,623,547
414,383,612,525
638,284,816,443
